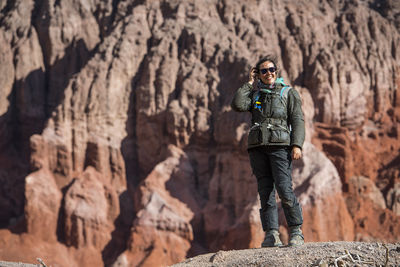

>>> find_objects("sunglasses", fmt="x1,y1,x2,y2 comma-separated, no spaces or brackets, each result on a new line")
260,67,277,74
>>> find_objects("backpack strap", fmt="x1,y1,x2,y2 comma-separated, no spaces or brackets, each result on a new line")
280,86,291,98
252,86,292,109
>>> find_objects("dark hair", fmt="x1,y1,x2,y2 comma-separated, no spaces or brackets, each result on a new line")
255,55,279,72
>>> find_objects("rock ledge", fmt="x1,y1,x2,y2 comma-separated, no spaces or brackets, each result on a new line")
173,242,400,267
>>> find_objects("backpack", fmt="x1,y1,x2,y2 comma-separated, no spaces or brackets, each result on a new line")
252,77,292,110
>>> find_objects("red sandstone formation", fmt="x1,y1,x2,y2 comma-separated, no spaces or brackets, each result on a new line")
0,0,399,266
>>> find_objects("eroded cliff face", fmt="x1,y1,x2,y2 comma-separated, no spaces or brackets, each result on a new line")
0,0,399,266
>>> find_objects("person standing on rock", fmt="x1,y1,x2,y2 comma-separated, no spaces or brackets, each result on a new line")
231,55,305,247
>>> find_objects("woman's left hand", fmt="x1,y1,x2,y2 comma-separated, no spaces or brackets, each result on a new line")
292,146,302,160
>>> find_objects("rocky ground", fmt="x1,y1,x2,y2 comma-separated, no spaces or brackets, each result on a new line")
174,242,400,267
0,261,40,267
0,242,399,267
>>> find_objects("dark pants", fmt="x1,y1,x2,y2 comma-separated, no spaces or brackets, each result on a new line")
248,146,303,231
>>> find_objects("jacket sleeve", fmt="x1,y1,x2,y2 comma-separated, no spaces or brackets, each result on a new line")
287,89,305,149
231,82,253,112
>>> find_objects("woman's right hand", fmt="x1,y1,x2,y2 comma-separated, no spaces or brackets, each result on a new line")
248,67,259,85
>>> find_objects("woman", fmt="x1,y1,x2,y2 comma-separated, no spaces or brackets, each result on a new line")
231,55,305,247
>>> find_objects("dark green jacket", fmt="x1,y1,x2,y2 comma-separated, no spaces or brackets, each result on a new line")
231,80,305,150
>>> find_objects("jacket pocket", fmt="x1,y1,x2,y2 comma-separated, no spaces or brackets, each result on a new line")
248,126,263,146
270,129,290,143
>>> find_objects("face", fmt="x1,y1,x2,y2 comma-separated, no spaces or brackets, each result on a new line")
258,61,277,85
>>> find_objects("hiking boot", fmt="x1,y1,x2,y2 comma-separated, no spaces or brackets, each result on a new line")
289,226,304,246
261,230,283,247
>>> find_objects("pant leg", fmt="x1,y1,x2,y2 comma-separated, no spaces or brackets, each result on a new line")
248,147,279,231
268,147,303,227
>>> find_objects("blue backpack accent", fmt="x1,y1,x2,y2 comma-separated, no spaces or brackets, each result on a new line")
275,77,285,84
280,86,291,98
276,77,291,98
254,94,262,109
